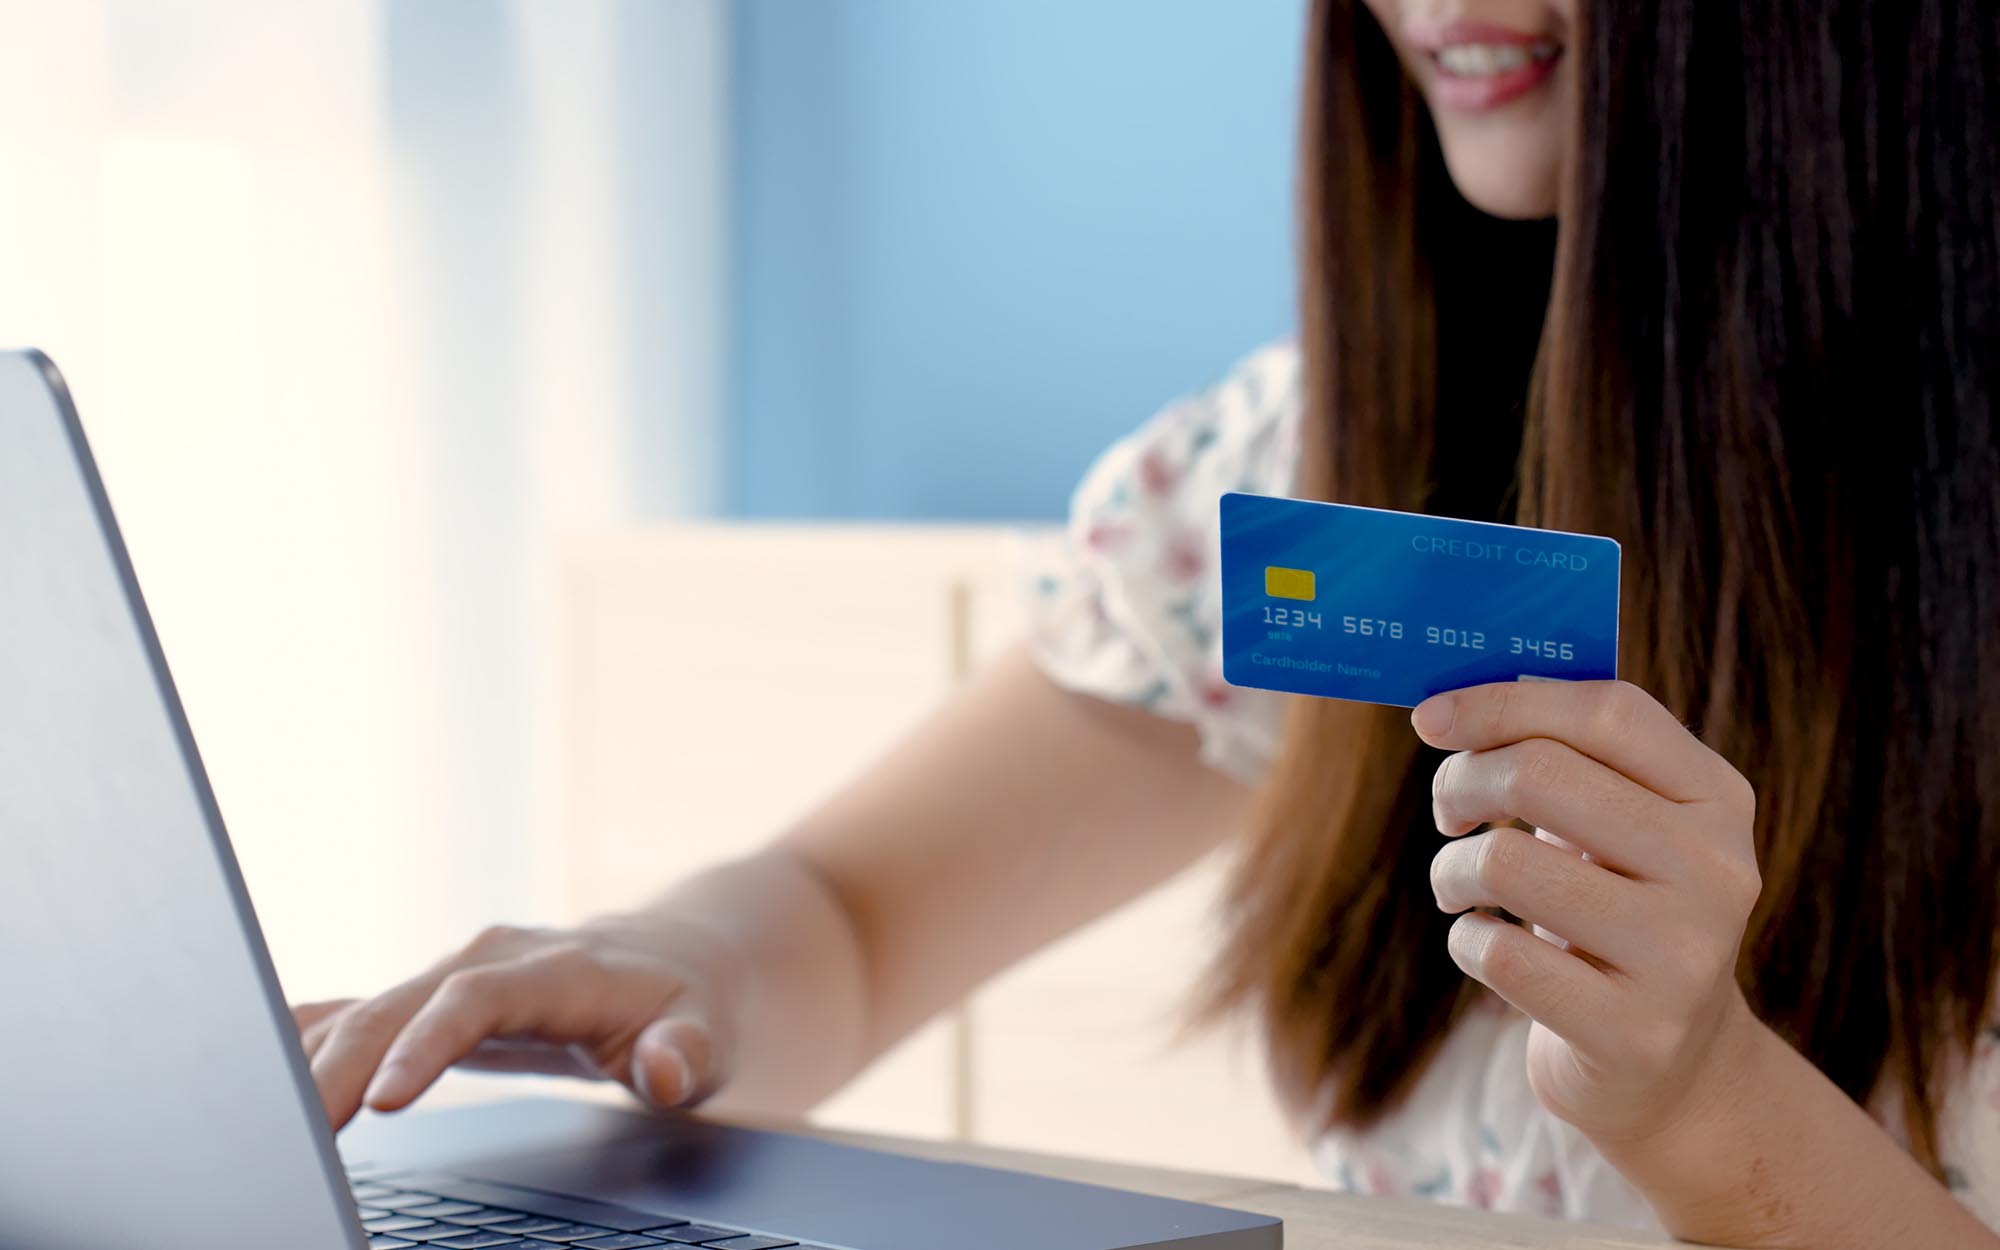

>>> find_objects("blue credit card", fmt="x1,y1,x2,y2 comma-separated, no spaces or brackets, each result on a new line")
1220,492,1620,707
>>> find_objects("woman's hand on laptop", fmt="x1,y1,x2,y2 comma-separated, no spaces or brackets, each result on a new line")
292,649,1246,1134
292,917,738,1130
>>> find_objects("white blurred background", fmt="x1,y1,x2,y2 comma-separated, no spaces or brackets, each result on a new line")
0,0,1316,1183
0,0,730,999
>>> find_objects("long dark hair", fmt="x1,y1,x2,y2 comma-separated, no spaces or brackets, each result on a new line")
1205,0,2000,1171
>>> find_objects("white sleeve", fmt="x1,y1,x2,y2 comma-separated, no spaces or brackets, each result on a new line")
1022,342,1302,785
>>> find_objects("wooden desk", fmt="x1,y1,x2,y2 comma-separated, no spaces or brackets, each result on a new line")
797,1120,1694,1250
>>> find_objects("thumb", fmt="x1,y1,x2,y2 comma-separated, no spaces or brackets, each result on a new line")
630,1009,722,1110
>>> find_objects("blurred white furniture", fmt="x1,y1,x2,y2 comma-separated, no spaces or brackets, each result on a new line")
559,525,1321,1186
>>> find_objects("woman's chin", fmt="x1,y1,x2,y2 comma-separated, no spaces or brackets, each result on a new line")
1434,140,1562,221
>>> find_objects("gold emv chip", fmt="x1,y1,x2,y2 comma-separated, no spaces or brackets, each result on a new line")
1264,566,1316,601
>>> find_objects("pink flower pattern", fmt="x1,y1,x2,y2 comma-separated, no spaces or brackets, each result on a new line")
1161,531,1205,582
1026,343,1299,786
1536,1170,1565,1219
1466,1167,1503,1210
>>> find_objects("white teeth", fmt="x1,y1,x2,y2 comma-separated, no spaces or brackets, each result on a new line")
1435,41,1558,76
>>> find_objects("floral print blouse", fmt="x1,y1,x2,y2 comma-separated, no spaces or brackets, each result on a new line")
1024,341,2000,1232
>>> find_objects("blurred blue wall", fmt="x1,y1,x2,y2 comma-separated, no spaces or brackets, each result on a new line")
727,0,1305,520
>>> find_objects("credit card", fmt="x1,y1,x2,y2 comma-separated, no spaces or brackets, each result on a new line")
1220,492,1620,707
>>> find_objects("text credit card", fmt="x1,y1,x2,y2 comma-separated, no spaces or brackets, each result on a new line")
1220,492,1620,707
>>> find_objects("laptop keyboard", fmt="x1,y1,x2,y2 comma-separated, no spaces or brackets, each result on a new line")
346,1165,828,1250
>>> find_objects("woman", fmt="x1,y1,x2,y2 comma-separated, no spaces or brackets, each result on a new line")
298,0,2000,1243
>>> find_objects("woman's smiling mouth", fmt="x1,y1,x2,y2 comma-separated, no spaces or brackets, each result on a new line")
1406,17,1564,111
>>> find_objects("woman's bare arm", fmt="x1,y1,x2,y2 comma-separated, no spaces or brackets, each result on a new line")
299,643,1251,1126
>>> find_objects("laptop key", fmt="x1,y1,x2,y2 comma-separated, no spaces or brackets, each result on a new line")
489,1218,571,1236
404,1202,489,1219
706,1239,796,1250
367,1216,445,1234
430,1234,525,1250
374,1193,447,1211
573,1237,666,1250
524,1227,619,1243
354,1183,401,1201
359,1208,393,1221
653,1227,739,1245
451,1210,529,1227
388,1175,669,1233
371,1240,420,1250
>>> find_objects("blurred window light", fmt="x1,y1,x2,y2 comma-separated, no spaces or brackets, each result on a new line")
0,0,730,1001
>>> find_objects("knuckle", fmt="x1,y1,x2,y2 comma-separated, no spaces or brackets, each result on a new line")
463,923,533,960
1478,927,1538,991
1475,826,1534,892
1523,738,1566,786
1691,841,1763,916
1723,856,1764,913
1723,768,1758,819
341,997,399,1039
436,966,502,1008
1594,681,1645,746
1502,741,1563,806
531,940,596,976
1727,852,1761,907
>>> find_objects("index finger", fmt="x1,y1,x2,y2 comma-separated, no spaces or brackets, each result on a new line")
1411,679,1717,803
310,972,451,1129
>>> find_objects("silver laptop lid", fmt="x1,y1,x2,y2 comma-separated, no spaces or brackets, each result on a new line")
0,351,361,1250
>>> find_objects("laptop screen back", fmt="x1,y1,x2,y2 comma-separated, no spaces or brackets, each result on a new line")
0,351,359,1250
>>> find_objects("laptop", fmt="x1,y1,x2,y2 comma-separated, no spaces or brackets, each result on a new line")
0,349,1281,1250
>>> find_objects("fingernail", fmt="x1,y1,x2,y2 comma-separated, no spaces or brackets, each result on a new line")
637,1045,691,1107
658,1048,693,1104
1413,692,1456,738
364,1061,405,1108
